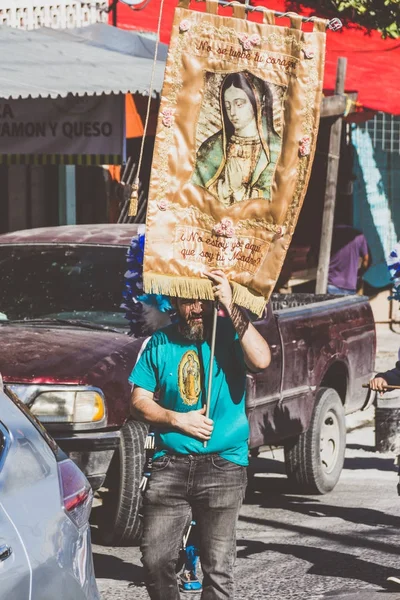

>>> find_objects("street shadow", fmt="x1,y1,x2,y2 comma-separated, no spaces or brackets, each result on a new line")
93,552,145,584
323,590,400,598
248,454,285,475
238,513,400,557
347,443,376,452
245,453,299,500
90,505,142,548
245,460,400,527
261,497,400,528
244,466,400,527
245,474,308,500
236,541,395,588
344,456,397,472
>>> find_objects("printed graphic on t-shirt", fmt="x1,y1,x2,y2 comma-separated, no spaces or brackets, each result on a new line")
178,350,201,405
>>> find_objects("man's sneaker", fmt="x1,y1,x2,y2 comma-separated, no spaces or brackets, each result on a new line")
178,570,202,594
387,576,400,588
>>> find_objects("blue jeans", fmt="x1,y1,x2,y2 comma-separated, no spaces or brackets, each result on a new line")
140,453,247,600
327,284,356,295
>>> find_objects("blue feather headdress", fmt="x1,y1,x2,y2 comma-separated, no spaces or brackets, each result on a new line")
121,227,175,336
387,243,400,301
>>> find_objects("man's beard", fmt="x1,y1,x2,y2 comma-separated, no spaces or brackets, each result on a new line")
179,315,211,341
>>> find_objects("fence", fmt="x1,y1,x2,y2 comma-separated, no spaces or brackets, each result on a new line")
0,1,108,30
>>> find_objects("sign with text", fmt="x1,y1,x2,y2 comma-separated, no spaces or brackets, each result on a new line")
0,94,124,157
175,226,270,275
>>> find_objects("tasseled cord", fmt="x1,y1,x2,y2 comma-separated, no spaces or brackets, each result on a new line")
128,182,139,218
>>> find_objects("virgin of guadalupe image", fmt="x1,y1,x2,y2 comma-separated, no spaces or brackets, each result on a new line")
192,71,282,206
180,351,201,405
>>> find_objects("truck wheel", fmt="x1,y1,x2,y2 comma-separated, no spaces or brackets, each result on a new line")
97,419,148,546
284,387,346,494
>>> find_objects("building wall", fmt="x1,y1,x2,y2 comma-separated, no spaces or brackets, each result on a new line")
352,113,400,324
0,1,109,232
0,1,107,29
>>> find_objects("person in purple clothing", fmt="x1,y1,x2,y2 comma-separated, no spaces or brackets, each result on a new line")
327,225,370,295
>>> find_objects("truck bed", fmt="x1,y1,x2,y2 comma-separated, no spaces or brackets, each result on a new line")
249,292,376,448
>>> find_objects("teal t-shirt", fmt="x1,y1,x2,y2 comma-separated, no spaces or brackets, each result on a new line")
129,318,249,466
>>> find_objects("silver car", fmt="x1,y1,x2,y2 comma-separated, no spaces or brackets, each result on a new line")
0,382,99,600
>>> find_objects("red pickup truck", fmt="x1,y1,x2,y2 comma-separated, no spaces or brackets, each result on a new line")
0,224,375,545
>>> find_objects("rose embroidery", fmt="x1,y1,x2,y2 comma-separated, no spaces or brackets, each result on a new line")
249,33,261,46
238,34,252,50
157,199,168,211
238,32,260,50
273,225,286,241
299,135,311,157
303,47,315,59
213,218,236,238
161,107,174,128
179,19,191,32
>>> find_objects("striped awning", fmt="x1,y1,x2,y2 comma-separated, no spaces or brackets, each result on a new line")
0,154,123,166
0,23,166,100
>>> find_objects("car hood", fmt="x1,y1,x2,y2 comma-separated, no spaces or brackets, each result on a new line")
0,323,140,384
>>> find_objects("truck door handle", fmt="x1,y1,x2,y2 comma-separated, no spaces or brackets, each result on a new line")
0,544,12,561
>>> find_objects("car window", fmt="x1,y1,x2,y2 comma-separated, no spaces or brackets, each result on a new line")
0,245,128,328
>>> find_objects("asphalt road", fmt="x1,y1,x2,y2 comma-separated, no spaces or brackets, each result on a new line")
91,423,400,600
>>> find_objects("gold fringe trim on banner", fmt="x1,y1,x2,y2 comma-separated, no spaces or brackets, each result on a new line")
231,282,266,318
143,273,215,301
143,273,266,317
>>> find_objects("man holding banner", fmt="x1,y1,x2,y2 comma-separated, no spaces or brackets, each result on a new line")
130,269,270,599
129,0,329,595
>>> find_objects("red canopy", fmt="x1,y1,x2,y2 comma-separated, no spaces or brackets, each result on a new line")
113,0,400,115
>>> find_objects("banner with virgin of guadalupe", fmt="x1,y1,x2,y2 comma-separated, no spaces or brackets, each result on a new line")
143,0,327,316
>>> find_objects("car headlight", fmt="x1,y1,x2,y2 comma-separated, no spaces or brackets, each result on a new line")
31,390,105,424
7,385,105,424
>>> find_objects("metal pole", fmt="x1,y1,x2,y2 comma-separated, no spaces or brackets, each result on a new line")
58,165,76,225
110,0,118,26
315,57,347,295
204,303,218,448
117,157,134,223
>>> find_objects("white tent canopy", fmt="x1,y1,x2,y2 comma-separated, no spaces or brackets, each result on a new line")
0,22,167,99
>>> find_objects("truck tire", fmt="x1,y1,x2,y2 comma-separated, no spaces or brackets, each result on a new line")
284,387,346,494
97,419,148,546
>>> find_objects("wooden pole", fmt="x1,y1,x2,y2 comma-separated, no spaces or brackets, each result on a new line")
363,384,400,391
110,0,118,26
204,303,218,448
315,57,347,294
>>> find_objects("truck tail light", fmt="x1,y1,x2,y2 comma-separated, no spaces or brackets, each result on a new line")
58,458,93,529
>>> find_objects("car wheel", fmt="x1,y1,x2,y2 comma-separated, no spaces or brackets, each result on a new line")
284,387,346,494
97,419,148,546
